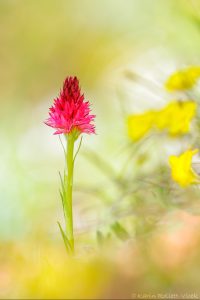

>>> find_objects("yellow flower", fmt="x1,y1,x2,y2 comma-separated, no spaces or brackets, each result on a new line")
127,111,155,141
155,101,197,136
165,66,200,91
169,149,199,187
127,101,196,141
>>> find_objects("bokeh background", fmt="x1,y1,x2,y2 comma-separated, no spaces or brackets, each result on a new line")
1,0,200,298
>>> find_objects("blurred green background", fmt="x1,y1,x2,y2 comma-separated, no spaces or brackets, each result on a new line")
2,0,200,298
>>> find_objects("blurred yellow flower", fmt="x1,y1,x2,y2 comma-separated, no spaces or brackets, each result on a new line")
20,250,113,299
169,149,199,187
165,66,200,91
155,101,197,136
127,100,196,142
127,111,155,141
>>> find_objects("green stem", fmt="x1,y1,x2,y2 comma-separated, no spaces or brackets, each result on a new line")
64,133,75,253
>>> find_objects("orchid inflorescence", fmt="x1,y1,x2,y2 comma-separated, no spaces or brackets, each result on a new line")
45,76,95,253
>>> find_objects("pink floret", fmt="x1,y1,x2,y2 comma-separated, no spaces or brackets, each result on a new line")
45,76,96,135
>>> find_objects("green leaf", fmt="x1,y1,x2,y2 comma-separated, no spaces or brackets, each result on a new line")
73,136,83,163
59,171,65,192
96,230,104,246
111,221,129,241
59,135,66,155
57,221,72,253
59,189,66,217
96,230,111,246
